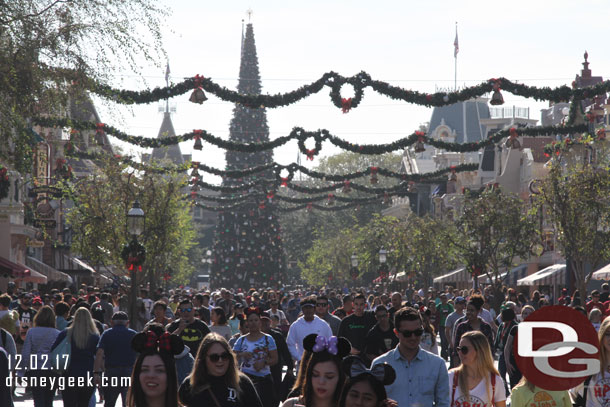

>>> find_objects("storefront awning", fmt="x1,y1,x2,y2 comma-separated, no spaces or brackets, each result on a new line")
517,264,566,286
481,264,529,286
26,257,73,284
59,255,95,277
0,256,47,284
433,268,467,284
592,263,610,280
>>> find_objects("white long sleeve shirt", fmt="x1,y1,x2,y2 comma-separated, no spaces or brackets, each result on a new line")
286,315,332,361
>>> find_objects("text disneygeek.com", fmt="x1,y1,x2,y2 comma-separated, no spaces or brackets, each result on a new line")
7,372,131,391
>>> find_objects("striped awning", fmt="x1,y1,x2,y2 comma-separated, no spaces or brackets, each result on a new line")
433,268,467,284
26,257,73,284
517,264,566,286
496,264,530,286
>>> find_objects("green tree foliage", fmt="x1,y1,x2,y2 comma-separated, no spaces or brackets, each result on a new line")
0,0,167,169
533,157,610,297
453,187,537,305
280,151,403,278
300,214,459,287
63,156,196,291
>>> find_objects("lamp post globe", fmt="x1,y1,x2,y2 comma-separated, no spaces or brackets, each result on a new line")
351,253,358,268
127,200,145,237
379,248,387,264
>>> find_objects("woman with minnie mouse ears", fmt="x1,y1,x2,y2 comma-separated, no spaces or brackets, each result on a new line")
282,334,351,407
340,356,398,407
126,330,184,407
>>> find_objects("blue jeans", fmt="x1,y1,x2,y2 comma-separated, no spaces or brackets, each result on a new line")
102,367,132,407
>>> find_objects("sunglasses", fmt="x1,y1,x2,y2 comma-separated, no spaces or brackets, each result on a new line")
180,308,193,313
207,352,231,362
397,328,424,337
456,346,471,355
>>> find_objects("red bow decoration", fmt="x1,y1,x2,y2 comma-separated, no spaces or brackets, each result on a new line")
0,168,7,181
343,180,351,193
127,260,142,272
191,190,197,199
144,331,172,352
586,112,596,123
306,149,316,160
306,202,313,211
415,131,425,142
450,166,456,174
267,191,275,200
259,201,266,209
193,74,204,89
96,123,105,135
370,167,378,184
509,128,518,138
492,79,501,92
56,158,67,168
281,177,289,187
341,98,352,113
597,128,606,140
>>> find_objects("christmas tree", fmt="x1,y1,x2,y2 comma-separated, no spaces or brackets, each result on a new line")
211,23,284,289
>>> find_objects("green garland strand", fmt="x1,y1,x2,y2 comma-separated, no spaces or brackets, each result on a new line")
83,71,605,111
68,148,475,185
34,116,588,156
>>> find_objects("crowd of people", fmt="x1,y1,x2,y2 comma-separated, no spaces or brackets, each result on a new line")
0,281,607,407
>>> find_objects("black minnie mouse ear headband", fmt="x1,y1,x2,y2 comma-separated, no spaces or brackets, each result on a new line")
303,334,351,359
342,356,396,386
131,331,184,356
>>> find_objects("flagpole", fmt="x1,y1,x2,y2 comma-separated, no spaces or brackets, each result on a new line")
454,22,458,91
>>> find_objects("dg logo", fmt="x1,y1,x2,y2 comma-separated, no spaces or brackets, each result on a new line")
514,305,600,390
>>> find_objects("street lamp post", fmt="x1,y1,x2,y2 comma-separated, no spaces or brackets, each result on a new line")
379,248,389,287
126,200,145,326
350,253,359,285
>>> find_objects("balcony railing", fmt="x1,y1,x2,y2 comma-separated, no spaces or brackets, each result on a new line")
489,106,530,119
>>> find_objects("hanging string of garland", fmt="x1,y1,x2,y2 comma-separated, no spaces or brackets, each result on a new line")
33,116,588,156
67,147,476,183
543,129,606,157
84,70,607,111
192,171,452,195
193,197,383,213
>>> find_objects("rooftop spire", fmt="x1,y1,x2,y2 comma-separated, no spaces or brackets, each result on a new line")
581,50,591,78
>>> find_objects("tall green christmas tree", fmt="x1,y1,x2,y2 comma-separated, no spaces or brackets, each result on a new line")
211,23,284,289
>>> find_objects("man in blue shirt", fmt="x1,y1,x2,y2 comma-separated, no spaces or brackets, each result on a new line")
93,311,137,407
372,306,449,407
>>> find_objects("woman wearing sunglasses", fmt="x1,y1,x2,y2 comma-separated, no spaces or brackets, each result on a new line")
179,332,262,407
450,331,506,407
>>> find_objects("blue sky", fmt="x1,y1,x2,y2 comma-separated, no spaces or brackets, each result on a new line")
95,0,610,183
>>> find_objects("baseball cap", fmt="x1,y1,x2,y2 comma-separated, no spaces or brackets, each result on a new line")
32,296,43,305
455,296,466,303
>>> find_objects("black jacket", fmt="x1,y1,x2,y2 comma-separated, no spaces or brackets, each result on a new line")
179,374,262,407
